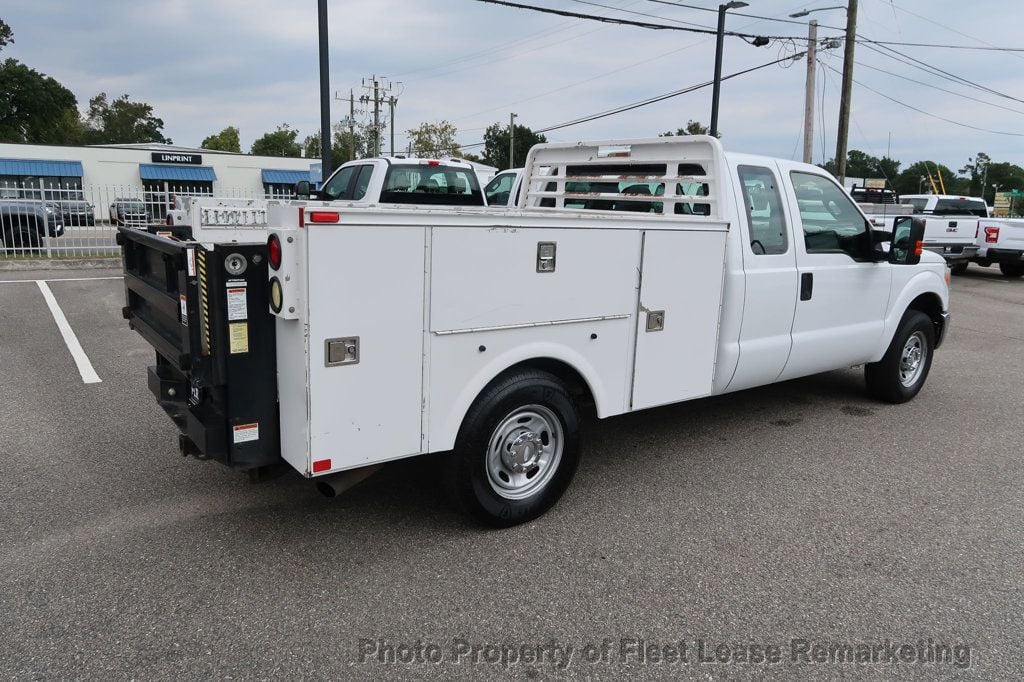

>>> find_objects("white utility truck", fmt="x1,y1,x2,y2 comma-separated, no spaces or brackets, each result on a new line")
118,137,950,527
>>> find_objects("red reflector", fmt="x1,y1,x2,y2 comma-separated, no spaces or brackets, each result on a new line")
298,207,305,228
985,226,999,243
313,458,332,473
308,211,340,223
427,160,440,166
268,234,282,270
914,240,924,256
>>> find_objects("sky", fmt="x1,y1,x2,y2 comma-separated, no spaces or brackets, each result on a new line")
2,0,1023,173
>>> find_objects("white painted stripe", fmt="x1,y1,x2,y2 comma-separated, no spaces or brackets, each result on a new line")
0,276,123,284
35,280,102,384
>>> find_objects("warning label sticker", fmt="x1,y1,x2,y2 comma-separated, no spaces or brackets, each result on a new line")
232,422,259,444
186,247,196,276
228,322,249,354
226,284,248,321
179,294,188,326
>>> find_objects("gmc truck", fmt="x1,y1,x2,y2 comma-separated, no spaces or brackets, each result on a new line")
118,137,950,527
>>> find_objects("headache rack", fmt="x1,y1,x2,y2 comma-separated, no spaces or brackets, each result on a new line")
519,136,727,220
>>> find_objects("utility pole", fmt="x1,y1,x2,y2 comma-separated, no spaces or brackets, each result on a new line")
389,95,397,157
349,90,356,161
509,112,518,169
835,0,858,184
801,20,818,164
360,76,395,158
317,0,332,177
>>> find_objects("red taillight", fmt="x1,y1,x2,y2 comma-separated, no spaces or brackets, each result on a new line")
985,226,1000,244
427,160,440,166
268,234,282,270
308,211,340,223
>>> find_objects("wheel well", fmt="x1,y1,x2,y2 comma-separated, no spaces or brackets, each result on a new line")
502,358,597,417
907,293,944,335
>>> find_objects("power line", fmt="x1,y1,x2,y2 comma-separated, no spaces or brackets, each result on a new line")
821,63,1024,138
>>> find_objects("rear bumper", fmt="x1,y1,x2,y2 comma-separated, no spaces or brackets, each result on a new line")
977,247,1024,263
935,311,951,349
924,244,978,262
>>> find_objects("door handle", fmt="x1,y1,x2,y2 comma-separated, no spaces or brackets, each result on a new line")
800,272,813,301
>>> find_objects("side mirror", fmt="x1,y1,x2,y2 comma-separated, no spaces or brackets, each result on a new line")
294,180,311,198
890,216,925,265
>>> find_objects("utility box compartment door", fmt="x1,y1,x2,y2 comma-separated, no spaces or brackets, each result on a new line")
631,229,727,410
305,225,426,471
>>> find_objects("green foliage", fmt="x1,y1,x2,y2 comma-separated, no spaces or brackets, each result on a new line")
482,122,546,170
821,150,900,184
84,92,171,144
984,161,1024,202
0,58,81,144
406,120,461,159
303,122,369,162
659,120,711,137
893,160,965,196
201,126,241,153
251,124,301,157
0,19,13,51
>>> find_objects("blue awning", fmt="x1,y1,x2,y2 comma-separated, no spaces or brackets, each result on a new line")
139,164,217,182
0,158,83,177
262,169,310,184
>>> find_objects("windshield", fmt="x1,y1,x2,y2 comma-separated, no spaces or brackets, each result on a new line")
380,165,483,206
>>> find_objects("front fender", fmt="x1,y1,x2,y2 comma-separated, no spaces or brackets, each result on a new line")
873,269,949,362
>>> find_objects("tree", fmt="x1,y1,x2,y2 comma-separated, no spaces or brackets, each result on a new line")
251,124,301,157
821,150,900,184
0,58,82,144
894,161,965,196
303,122,369,162
406,120,460,159
482,122,546,170
959,152,991,198
84,92,171,144
201,126,241,153
0,19,13,51
983,161,1024,203
659,120,711,137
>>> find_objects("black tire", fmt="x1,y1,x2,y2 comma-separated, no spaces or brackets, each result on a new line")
950,261,968,275
999,262,1024,278
447,369,580,527
865,310,935,404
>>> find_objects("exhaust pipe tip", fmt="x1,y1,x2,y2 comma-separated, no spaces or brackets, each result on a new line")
316,480,339,498
314,464,382,499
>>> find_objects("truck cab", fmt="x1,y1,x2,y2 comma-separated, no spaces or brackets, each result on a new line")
302,157,485,206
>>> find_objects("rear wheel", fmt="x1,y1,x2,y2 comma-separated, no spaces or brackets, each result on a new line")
950,261,968,275
865,310,935,403
999,262,1024,278
447,369,580,527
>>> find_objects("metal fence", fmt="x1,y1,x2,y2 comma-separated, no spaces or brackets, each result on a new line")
0,181,271,259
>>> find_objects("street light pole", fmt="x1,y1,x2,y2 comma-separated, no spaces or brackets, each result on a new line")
710,1,748,138
801,20,818,164
317,0,332,178
509,112,518,169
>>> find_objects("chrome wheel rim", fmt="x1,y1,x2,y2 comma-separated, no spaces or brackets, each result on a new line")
485,404,563,500
899,331,928,387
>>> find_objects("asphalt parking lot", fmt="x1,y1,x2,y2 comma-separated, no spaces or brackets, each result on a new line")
1,264,1022,679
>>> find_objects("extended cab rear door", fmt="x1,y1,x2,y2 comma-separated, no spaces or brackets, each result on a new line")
777,165,891,380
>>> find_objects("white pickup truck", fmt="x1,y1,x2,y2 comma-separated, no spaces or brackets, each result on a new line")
972,218,1024,277
164,157,485,229
893,194,987,267
118,137,950,527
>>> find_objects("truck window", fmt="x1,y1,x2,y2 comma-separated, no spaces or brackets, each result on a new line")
352,165,373,200
790,171,869,258
320,165,357,201
485,172,516,205
737,165,788,255
381,165,483,206
933,198,987,217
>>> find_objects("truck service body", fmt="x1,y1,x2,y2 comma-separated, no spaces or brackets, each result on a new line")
119,137,950,526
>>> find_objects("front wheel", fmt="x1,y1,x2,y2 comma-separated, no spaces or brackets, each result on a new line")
865,310,935,403
999,262,1024,278
447,369,580,527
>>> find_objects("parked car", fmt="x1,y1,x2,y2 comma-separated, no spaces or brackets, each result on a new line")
56,199,96,227
0,195,65,248
110,199,149,227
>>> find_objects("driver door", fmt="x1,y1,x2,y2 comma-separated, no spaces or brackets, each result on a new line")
777,166,891,380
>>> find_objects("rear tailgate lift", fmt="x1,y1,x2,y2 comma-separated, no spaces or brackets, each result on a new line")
117,227,280,470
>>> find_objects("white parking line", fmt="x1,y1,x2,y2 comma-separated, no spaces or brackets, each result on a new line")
0,276,123,284
35,280,102,384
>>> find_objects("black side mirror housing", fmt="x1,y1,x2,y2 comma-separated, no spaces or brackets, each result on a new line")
890,216,926,265
294,180,311,198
